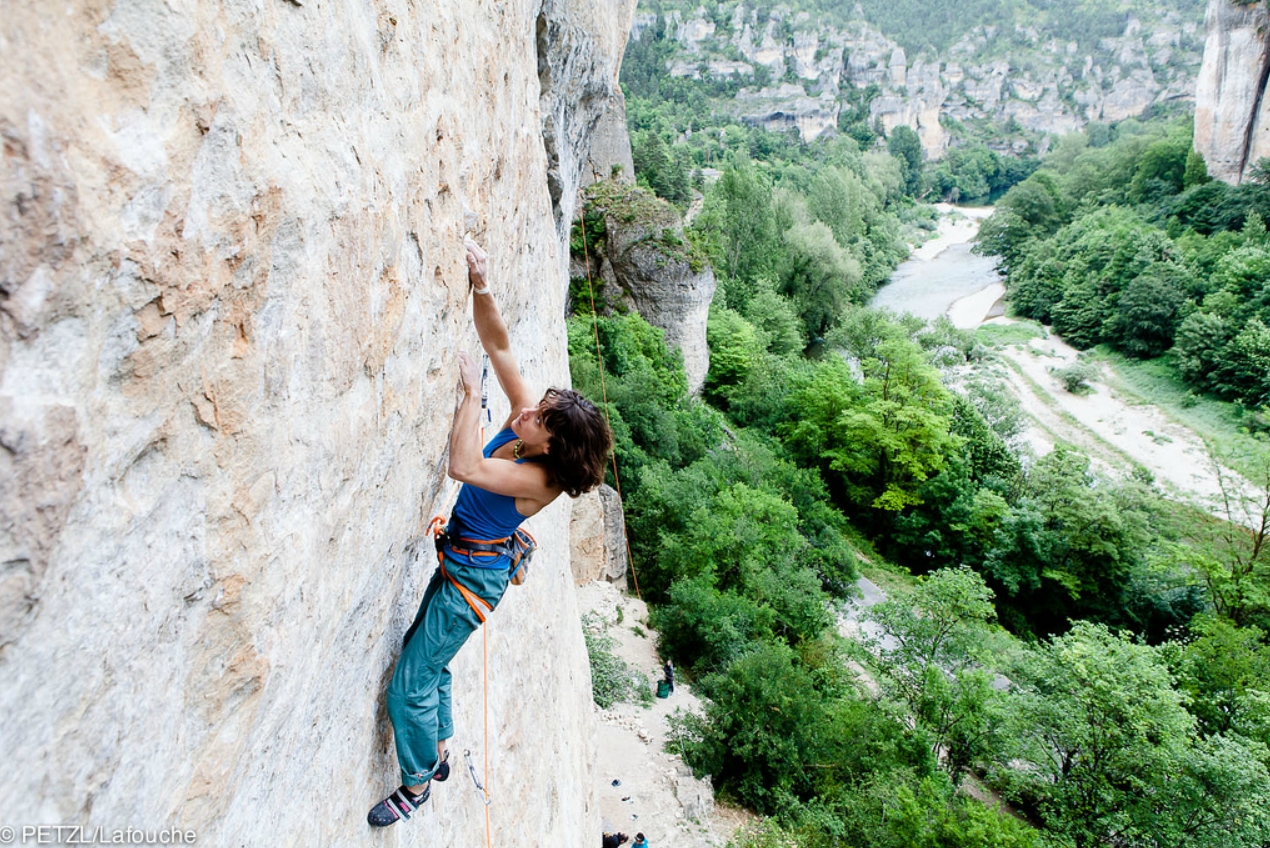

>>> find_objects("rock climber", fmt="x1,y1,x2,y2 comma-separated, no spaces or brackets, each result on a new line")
368,238,614,827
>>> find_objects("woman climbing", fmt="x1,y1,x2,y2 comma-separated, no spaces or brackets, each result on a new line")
368,238,614,828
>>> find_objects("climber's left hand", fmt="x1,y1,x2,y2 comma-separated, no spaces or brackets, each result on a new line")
465,237,489,292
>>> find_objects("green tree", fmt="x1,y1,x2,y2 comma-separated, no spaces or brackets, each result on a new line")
1001,622,1195,848
1190,444,1270,628
1106,264,1190,358
1175,617,1270,740
887,125,923,196
1183,147,1211,189
780,221,864,338
867,568,1006,783
783,312,961,513
693,155,780,294
834,336,959,511
704,305,769,406
1129,128,1192,202
982,446,1154,633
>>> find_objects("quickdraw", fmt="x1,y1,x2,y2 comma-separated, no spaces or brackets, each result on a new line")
464,748,492,807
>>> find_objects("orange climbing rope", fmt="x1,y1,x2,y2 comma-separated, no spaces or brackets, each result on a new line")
481,622,491,846
578,205,642,600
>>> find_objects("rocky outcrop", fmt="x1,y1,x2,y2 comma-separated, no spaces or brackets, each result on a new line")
584,89,638,185
1194,0,1270,184
650,4,1204,159
570,484,629,585
0,0,634,844
580,183,716,394
735,84,841,141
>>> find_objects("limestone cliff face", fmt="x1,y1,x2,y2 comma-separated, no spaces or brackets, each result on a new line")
0,0,634,844
576,182,716,394
645,4,1204,158
1194,0,1270,184
570,484,628,585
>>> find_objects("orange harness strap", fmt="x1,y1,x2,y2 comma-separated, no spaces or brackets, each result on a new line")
428,515,494,623
440,562,493,623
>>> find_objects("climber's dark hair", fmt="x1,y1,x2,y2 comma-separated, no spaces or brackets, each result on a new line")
539,388,612,498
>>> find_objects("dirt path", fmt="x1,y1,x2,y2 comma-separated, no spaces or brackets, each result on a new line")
579,580,752,848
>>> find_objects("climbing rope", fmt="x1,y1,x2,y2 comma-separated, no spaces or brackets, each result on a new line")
578,204,642,600
482,628,492,844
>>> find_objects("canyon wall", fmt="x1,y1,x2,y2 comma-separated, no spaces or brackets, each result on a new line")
1194,0,1270,184
0,0,634,844
643,4,1202,158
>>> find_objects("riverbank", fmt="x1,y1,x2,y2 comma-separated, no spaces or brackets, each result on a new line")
912,203,994,261
883,205,1255,519
873,205,1004,325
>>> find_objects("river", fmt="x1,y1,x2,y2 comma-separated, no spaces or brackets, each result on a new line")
867,206,1258,515
869,207,1004,327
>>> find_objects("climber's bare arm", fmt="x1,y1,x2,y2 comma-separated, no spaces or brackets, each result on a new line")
466,239,538,416
449,350,557,511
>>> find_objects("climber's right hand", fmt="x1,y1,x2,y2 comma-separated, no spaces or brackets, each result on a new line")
456,350,480,399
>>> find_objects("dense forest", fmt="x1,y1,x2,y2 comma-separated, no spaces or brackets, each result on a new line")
574,43,1270,848
573,4,1270,846
572,154,1270,848
978,119,1270,416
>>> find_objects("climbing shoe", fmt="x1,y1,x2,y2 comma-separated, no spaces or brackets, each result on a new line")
433,749,451,782
367,784,430,827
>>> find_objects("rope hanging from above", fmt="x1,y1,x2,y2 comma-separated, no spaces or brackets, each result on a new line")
577,202,642,601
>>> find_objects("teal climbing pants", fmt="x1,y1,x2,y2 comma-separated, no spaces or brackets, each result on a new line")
386,557,509,787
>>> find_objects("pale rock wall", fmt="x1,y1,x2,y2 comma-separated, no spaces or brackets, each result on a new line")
0,0,633,844
1194,0,1270,184
569,484,628,585
583,89,637,186
602,194,716,395
659,5,1204,159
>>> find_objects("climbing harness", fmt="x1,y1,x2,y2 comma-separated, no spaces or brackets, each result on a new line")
577,205,642,599
428,516,537,590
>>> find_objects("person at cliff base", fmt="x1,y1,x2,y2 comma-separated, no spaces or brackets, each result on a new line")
602,832,629,848
368,238,614,828
632,832,649,847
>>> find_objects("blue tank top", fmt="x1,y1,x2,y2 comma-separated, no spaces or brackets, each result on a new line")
447,427,531,568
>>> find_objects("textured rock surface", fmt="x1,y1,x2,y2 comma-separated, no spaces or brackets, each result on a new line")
584,89,637,186
570,484,628,585
654,5,1204,158
1194,0,1270,184
593,185,716,394
0,0,634,844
